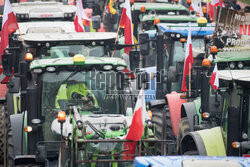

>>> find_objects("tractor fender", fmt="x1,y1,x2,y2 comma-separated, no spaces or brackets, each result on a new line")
196,127,226,156
181,102,197,132
166,92,186,136
180,131,207,155
10,113,25,155
181,127,226,156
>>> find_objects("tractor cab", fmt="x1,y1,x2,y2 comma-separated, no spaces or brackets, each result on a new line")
3,53,157,166
139,22,215,101
12,1,76,22
15,32,117,59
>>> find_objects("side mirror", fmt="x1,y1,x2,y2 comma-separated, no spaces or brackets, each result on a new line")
1,52,13,77
8,77,20,93
136,72,149,90
129,50,140,72
92,15,101,30
139,33,150,56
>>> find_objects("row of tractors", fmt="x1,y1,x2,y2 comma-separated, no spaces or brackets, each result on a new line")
0,0,249,166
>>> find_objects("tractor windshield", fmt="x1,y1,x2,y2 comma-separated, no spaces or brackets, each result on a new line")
40,70,127,141
40,45,105,59
165,38,204,92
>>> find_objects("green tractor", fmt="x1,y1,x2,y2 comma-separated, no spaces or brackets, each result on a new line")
180,67,250,156
2,52,158,166
178,49,250,156
137,21,215,155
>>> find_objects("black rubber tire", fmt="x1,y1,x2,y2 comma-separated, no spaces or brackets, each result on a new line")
152,105,176,155
6,127,15,167
0,103,8,163
183,150,199,155
177,117,190,153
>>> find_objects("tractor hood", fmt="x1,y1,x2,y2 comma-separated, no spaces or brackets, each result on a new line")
51,114,133,138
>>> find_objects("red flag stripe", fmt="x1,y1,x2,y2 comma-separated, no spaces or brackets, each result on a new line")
74,0,90,32
0,0,19,57
125,107,144,140
119,0,134,54
181,26,193,92
209,64,219,91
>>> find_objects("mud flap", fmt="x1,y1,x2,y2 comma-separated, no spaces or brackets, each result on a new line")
166,92,186,136
10,113,25,156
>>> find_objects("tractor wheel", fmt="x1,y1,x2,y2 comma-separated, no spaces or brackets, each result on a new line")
0,103,9,163
6,127,15,167
152,105,175,155
177,117,190,153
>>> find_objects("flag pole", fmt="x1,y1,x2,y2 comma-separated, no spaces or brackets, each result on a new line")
18,28,25,46
188,62,191,97
111,25,121,57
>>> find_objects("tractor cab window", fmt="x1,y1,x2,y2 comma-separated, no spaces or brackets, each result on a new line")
40,45,105,59
40,70,126,141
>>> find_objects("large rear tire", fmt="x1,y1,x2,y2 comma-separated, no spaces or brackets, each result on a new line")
0,103,8,163
177,117,190,153
6,127,15,167
152,105,176,155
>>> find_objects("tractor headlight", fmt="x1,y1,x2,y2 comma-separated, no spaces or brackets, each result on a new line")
68,13,73,17
64,13,68,17
33,68,43,74
171,33,175,38
21,14,24,18
116,66,125,71
103,65,113,70
229,62,235,69
46,66,56,72
238,62,243,69
176,34,181,38
25,14,29,18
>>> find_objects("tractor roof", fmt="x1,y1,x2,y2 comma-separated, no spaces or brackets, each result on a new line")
16,21,75,35
218,70,250,82
20,32,117,46
142,14,198,22
12,1,76,19
120,2,187,11
157,23,215,37
30,56,127,70
215,50,250,63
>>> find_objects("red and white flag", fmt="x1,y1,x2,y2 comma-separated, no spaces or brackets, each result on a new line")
74,0,90,32
181,26,193,92
210,63,219,91
119,0,134,54
211,0,223,6
123,88,148,159
0,0,19,58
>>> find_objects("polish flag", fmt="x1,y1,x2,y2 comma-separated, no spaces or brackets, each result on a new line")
0,0,19,58
123,88,148,159
119,0,134,54
181,26,193,92
74,0,90,32
210,63,219,91
211,0,223,6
